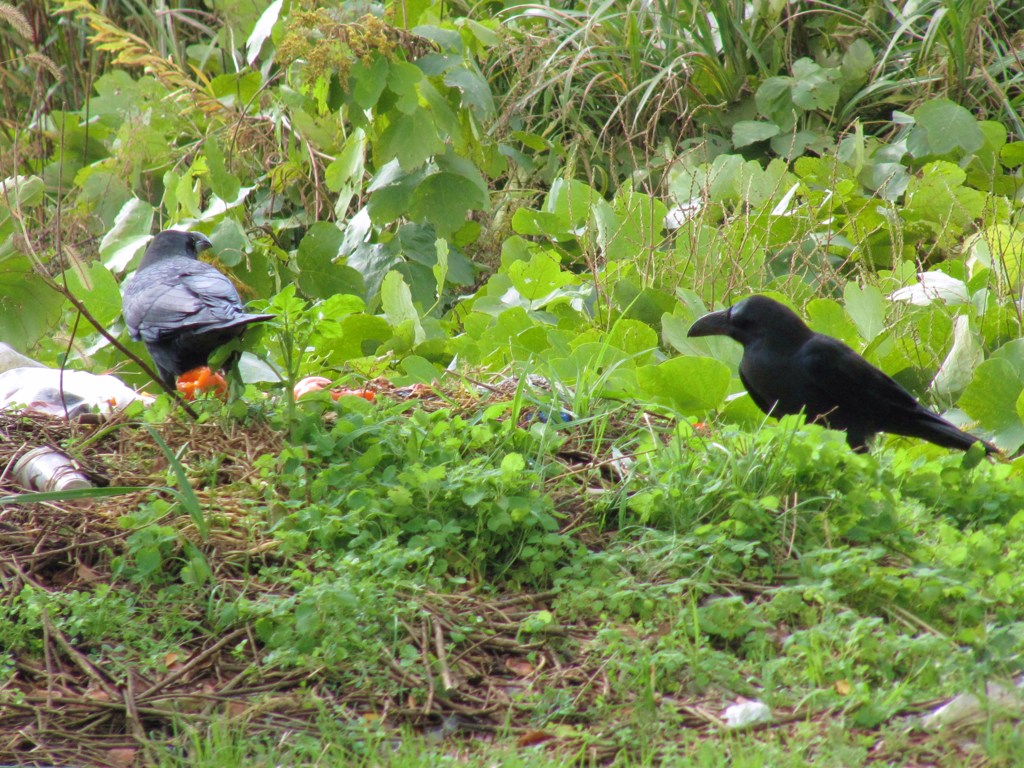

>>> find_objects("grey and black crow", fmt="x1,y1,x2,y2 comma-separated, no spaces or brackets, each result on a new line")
122,230,273,388
687,294,997,454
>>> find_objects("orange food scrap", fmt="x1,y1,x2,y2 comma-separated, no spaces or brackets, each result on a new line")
331,388,375,402
293,376,375,402
176,367,228,400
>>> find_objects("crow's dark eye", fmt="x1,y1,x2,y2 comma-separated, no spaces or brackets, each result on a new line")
730,308,750,330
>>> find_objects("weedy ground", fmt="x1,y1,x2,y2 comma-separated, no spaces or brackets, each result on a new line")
3,374,1024,768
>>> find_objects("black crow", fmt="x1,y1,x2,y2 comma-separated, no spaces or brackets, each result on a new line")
122,230,273,388
687,294,997,454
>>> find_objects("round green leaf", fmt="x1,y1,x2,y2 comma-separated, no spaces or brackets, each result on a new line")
637,356,731,414
960,357,1024,451
912,99,985,157
507,251,575,301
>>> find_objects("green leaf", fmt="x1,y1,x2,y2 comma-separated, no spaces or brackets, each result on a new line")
391,0,432,26
506,251,575,301
418,79,461,141
0,258,64,350
807,298,860,348
367,168,423,224
432,238,449,302
346,239,402,303
232,247,276,299
510,209,567,238
500,452,526,477
662,312,741,366
606,319,658,357
912,99,985,156
637,356,731,414
843,283,884,342
755,77,797,129
325,142,363,193
1000,142,1024,168
612,281,676,329
841,39,874,84
444,67,495,118
144,424,208,539
100,198,154,271
771,129,824,160
409,172,489,236
174,171,202,218
350,54,390,110
381,270,425,344
386,60,425,114
325,129,366,218
990,338,1024,379
791,58,840,111
378,110,445,170
519,610,554,633
74,169,132,231
435,151,490,202
209,71,262,110
89,71,161,119
208,218,248,267
204,138,241,203
135,546,163,578
732,120,780,148
960,358,1024,450
296,222,365,300
859,161,910,200
545,178,601,228
721,392,766,427
0,486,141,505
399,355,441,384
594,185,668,262
323,314,392,362
705,154,746,202
0,175,44,224
67,260,122,327
970,224,1024,292
904,161,985,233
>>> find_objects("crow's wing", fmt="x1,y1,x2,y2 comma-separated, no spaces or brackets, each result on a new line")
798,334,920,418
797,334,990,451
123,258,246,342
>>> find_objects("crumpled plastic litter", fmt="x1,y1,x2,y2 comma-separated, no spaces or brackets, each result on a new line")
722,700,772,729
0,366,152,419
921,676,1024,731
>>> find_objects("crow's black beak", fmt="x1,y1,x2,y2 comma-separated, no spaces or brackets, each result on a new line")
687,309,732,338
193,233,213,253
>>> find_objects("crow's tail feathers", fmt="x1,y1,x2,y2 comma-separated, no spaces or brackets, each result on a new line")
904,410,999,455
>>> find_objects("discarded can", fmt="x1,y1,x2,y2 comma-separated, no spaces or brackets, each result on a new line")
12,446,93,492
